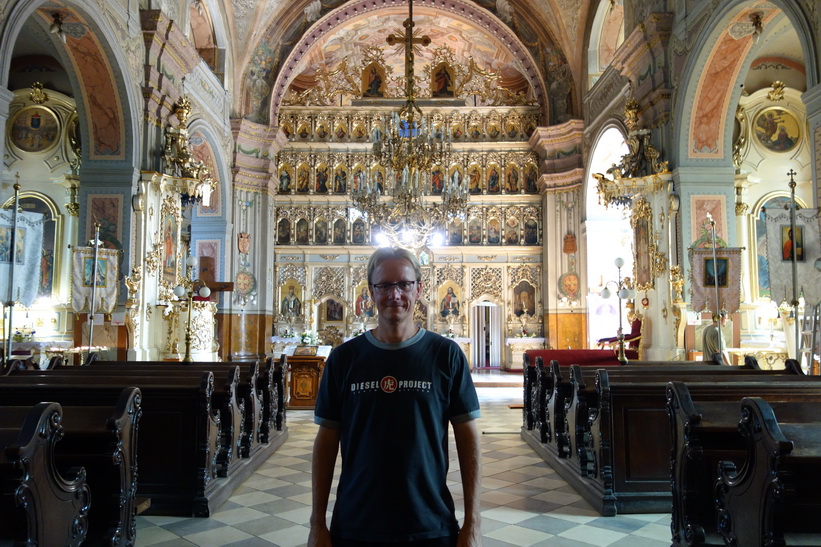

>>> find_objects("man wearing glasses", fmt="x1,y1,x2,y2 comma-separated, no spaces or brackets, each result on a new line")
309,247,482,547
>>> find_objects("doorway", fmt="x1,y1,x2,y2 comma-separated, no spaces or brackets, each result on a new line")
471,301,501,369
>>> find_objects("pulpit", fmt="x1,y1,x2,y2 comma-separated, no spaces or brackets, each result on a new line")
287,346,331,409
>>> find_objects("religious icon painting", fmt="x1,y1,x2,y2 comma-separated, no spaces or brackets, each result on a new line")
362,63,386,98
297,124,310,140
332,219,346,244
296,163,310,193
281,123,293,139
505,123,518,139
468,219,483,244
780,225,804,262
524,163,539,193
315,164,330,193
448,219,463,245
324,298,344,322
505,164,519,193
352,218,366,244
754,107,800,153
438,284,461,318
431,62,455,98
354,281,375,318
316,123,329,140
513,280,536,317
161,212,178,284
278,164,293,194
487,218,501,244
433,123,445,140
448,165,463,190
703,257,728,288
296,218,310,245
335,124,347,139
10,106,60,154
486,163,501,194
352,124,367,141
469,124,482,140
505,218,520,245
315,219,328,244
431,165,445,194
351,165,366,193
467,164,482,194
277,219,291,245
451,123,464,140
333,165,348,194
371,166,386,194
524,218,538,245
487,123,500,139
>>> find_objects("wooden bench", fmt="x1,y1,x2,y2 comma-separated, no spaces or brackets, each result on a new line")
667,380,821,546
0,402,91,546
716,397,821,546
75,362,248,474
521,359,816,515
0,373,222,516
589,369,821,515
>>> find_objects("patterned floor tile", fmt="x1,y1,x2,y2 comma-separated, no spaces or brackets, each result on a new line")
134,380,673,547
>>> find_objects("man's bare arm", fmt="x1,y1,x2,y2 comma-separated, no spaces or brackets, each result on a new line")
308,425,340,547
453,419,482,546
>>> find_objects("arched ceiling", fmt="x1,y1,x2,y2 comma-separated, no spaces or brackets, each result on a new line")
231,0,589,124
290,7,529,88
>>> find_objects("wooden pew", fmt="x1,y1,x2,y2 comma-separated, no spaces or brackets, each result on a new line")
585,369,821,515
667,381,821,546
87,359,285,456
0,373,222,516
72,362,247,475
716,397,821,546
0,402,91,546
521,359,816,516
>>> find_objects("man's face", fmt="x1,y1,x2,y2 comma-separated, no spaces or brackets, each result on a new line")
370,258,421,325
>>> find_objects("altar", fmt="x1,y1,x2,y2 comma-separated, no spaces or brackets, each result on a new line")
505,337,546,372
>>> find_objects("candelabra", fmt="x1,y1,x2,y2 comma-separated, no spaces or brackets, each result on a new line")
601,257,636,364
173,256,211,362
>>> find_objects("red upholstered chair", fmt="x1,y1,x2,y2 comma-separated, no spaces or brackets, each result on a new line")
597,318,642,359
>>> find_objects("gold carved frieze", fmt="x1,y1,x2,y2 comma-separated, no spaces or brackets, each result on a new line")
509,265,539,285
439,256,460,262
477,256,497,262
277,264,306,287
470,266,503,300
436,264,464,286
313,266,345,300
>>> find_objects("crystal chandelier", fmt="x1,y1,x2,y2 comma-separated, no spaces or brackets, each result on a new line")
352,0,468,249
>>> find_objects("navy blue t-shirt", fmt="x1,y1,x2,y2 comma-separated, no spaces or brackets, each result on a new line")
314,329,481,542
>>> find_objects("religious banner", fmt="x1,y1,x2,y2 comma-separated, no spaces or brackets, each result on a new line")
688,247,743,314
0,210,44,307
71,246,120,313
765,209,821,306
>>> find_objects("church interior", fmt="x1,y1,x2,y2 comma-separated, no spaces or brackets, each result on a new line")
1,0,821,545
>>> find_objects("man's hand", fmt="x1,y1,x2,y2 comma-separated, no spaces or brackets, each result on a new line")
457,518,483,546
307,522,332,547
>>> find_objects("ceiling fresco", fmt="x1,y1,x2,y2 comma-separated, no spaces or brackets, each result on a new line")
288,9,530,92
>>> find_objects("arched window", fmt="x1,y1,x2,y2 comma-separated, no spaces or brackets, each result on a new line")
584,126,630,346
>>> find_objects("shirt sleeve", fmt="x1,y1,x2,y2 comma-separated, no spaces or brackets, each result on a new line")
446,342,481,423
314,348,342,428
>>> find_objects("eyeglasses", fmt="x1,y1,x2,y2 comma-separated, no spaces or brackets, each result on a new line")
370,280,417,294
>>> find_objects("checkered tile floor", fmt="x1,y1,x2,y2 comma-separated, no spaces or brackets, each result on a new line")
136,386,671,546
